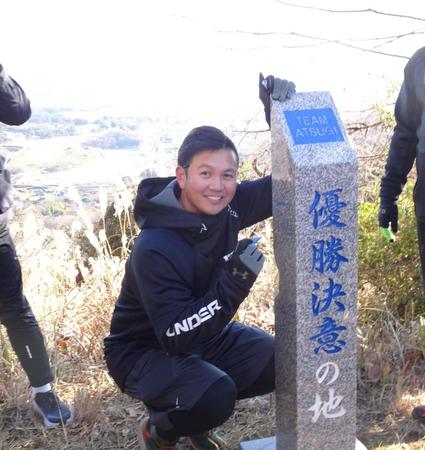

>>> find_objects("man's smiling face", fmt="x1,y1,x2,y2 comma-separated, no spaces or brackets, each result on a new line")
176,148,238,215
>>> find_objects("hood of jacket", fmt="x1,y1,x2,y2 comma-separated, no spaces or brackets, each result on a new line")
134,176,229,240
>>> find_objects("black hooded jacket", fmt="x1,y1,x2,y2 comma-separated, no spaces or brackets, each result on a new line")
104,175,272,389
0,65,31,222
0,64,31,126
380,47,425,220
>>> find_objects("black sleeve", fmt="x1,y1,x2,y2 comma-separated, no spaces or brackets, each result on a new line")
235,175,272,229
131,247,254,355
380,58,420,205
0,65,31,126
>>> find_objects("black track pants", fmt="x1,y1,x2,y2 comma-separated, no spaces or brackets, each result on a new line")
0,231,53,387
154,355,274,441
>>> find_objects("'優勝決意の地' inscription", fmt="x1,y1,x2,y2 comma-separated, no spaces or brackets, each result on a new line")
283,108,344,145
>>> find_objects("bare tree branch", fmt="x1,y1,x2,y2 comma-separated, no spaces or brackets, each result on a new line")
274,0,425,22
219,30,410,58
368,29,425,50
173,8,422,59
218,28,425,42
220,42,329,51
316,37,409,59
346,121,383,133
233,129,269,134
218,28,425,45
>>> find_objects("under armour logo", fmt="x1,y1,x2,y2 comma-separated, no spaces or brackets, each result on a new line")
200,223,208,233
227,205,238,218
232,267,249,280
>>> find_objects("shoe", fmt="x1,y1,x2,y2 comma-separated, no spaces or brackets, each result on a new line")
32,390,72,428
188,430,227,450
412,405,425,423
138,418,180,450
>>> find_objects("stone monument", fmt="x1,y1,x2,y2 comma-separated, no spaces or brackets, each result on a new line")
240,92,366,450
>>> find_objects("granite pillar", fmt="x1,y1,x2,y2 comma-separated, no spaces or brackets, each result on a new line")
240,92,365,450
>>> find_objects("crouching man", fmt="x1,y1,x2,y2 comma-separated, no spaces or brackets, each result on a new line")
104,76,294,449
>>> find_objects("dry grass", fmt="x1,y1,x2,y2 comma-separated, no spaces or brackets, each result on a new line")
0,185,279,449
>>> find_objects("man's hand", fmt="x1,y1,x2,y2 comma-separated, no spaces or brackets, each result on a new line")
259,72,296,127
227,238,264,285
378,203,398,242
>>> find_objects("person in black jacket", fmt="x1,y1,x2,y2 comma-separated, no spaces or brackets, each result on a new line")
0,64,72,427
104,76,294,450
378,47,425,423
379,47,425,272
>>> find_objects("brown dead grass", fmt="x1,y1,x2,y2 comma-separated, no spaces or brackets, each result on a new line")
0,211,422,450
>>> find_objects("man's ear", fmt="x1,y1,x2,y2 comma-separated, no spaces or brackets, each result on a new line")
176,166,187,190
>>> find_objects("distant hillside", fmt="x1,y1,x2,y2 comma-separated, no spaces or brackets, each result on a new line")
83,131,140,149
0,108,146,140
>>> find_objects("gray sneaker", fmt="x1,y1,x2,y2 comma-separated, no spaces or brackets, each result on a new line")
33,390,72,428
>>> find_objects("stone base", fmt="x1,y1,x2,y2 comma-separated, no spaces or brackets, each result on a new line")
239,436,275,450
239,436,367,449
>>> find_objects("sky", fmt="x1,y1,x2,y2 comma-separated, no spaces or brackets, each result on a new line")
2,0,424,123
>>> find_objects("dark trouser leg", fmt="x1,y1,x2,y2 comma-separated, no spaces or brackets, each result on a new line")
120,324,274,440
168,376,236,436
157,376,236,441
417,219,425,290
0,233,53,387
159,355,275,440
122,352,237,440
237,353,275,399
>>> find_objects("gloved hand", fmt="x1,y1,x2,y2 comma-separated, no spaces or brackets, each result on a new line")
378,203,398,242
227,238,264,285
259,72,296,127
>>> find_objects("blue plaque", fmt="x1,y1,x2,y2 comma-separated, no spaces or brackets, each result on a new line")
283,108,344,145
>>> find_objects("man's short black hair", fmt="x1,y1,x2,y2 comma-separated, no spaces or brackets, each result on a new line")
177,126,239,168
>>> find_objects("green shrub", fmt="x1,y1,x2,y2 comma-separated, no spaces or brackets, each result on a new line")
358,180,424,322
46,200,66,217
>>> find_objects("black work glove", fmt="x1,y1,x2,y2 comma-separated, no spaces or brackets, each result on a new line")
378,202,398,242
259,72,296,127
227,238,264,285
